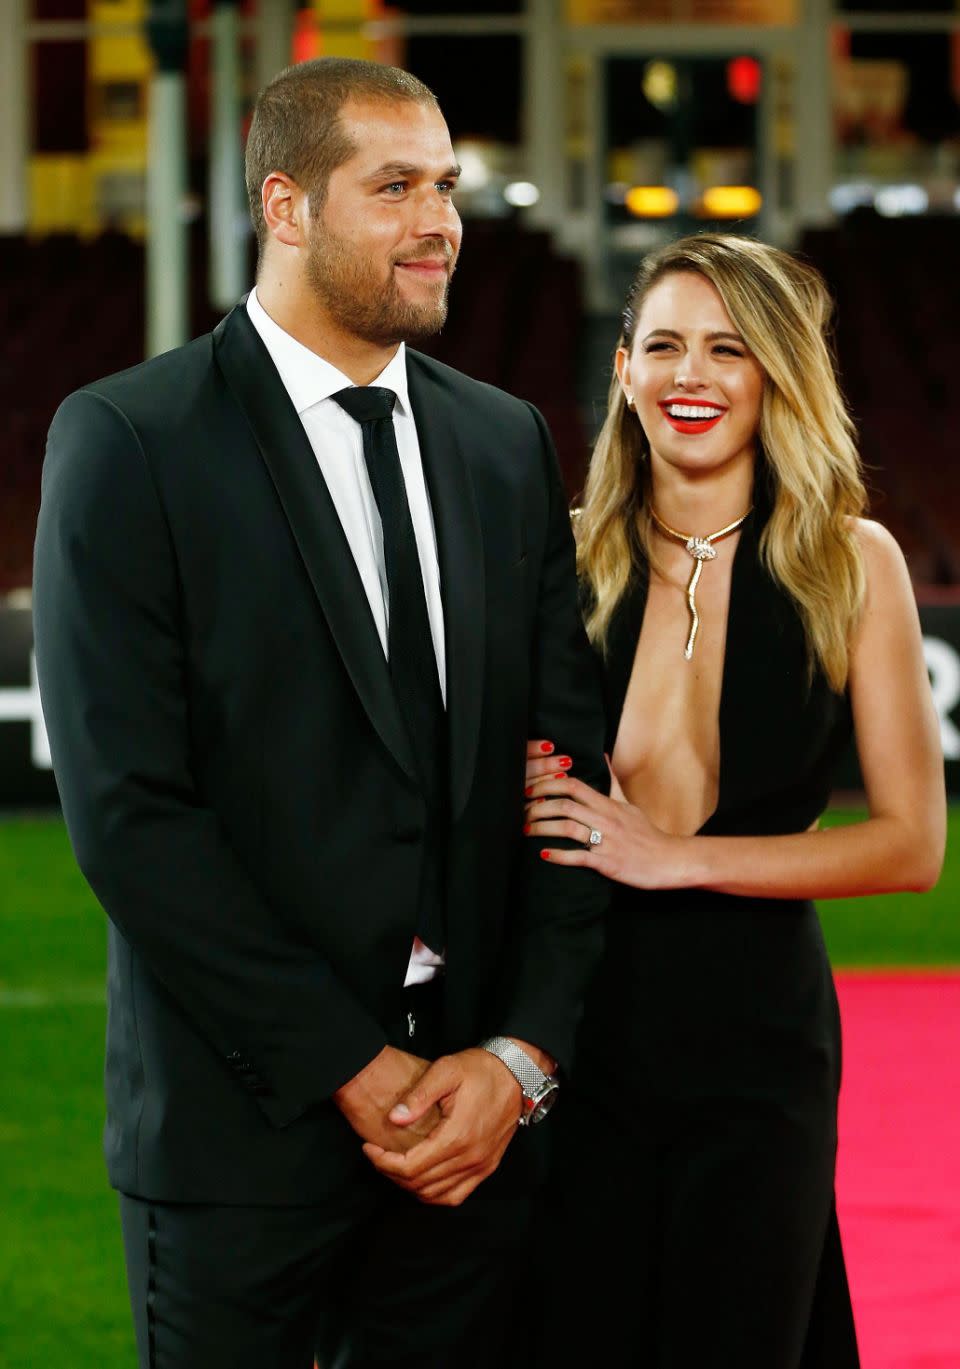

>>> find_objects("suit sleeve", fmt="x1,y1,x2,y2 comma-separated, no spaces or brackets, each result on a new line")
493,402,610,1072
32,390,388,1127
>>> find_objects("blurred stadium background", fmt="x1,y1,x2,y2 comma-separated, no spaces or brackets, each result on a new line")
1,1,958,1366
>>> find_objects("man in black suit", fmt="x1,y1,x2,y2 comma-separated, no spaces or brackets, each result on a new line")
33,57,607,1369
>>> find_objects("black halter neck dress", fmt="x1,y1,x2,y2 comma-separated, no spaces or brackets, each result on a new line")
542,508,861,1369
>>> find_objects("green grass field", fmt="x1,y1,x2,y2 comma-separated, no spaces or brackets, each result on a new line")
1,810,957,1367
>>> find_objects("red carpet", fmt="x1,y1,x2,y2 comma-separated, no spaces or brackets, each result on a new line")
835,972,960,1368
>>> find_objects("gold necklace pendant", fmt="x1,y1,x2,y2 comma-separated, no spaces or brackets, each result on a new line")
685,536,718,561
650,507,752,659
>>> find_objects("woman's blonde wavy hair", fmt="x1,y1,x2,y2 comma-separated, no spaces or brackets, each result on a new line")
577,232,867,692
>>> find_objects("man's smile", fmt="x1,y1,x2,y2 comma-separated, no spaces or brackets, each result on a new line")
395,259,450,280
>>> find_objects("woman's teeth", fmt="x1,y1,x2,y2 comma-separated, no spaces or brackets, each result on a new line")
665,404,724,420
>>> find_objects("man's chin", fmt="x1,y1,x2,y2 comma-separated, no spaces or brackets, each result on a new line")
401,311,448,345
363,302,449,348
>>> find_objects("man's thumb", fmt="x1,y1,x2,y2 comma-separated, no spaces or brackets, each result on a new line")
389,1061,453,1125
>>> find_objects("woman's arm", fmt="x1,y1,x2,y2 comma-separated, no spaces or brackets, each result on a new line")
525,521,946,899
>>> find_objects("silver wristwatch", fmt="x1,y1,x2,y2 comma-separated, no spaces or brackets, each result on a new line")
479,1035,560,1127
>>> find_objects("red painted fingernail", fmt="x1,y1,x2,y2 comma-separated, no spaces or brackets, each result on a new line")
524,786,532,796
539,741,555,754
540,850,551,860
554,772,567,780
558,756,572,769
523,823,531,834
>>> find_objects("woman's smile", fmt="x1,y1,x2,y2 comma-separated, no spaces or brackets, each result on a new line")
657,398,728,435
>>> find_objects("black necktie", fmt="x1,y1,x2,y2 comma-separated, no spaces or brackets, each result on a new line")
331,385,446,951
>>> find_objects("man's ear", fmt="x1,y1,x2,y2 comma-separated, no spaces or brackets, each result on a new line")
261,172,305,250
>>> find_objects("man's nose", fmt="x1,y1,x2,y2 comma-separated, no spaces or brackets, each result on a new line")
413,189,460,245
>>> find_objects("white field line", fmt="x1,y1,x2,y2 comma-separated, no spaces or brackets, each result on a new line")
0,986,104,1007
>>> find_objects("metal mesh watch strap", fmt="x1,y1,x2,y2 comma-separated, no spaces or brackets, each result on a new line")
479,1035,549,1100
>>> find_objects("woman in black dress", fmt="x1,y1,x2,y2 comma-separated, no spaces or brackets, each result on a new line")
525,234,945,1368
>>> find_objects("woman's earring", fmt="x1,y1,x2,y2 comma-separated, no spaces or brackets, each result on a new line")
625,395,635,410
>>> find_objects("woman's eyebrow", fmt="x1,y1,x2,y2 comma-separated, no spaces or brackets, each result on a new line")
640,328,746,344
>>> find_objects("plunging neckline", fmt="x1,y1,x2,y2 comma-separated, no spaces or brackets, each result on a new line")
605,509,756,838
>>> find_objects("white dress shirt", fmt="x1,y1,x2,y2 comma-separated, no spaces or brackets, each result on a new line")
246,288,445,984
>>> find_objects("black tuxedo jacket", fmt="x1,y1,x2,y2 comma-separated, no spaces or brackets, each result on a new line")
33,303,608,1204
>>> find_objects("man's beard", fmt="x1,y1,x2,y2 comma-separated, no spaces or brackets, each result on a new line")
305,223,455,347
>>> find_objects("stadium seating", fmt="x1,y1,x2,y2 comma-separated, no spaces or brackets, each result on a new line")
4,214,957,593
799,214,960,583
0,220,588,593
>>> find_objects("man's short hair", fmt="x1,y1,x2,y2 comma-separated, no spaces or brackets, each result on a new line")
245,57,439,264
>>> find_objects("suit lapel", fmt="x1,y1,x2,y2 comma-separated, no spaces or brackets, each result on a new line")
407,354,485,821
213,305,416,782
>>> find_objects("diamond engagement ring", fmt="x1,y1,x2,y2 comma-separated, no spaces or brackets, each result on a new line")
589,828,603,847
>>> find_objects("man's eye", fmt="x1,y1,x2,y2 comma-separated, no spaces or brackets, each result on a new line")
436,181,457,194
384,182,407,194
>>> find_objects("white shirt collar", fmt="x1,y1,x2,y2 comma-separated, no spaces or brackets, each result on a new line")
246,286,410,417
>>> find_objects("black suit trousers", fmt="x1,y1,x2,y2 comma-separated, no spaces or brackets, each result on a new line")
120,1185,531,1369
120,984,530,1369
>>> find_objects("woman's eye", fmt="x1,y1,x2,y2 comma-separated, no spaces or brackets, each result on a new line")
715,346,744,357
645,342,673,353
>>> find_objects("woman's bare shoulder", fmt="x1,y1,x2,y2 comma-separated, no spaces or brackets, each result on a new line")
848,516,910,582
847,518,921,647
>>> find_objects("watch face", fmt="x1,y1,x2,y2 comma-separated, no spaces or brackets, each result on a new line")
525,1078,560,1126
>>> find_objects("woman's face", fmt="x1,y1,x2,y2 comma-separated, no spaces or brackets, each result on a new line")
617,270,765,482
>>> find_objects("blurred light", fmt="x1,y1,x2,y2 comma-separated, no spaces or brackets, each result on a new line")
455,147,491,192
699,185,763,218
643,61,678,110
875,184,928,217
625,185,679,218
291,9,318,63
727,56,762,105
829,181,875,215
954,187,960,212
610,222,673,251
503,181,540,208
